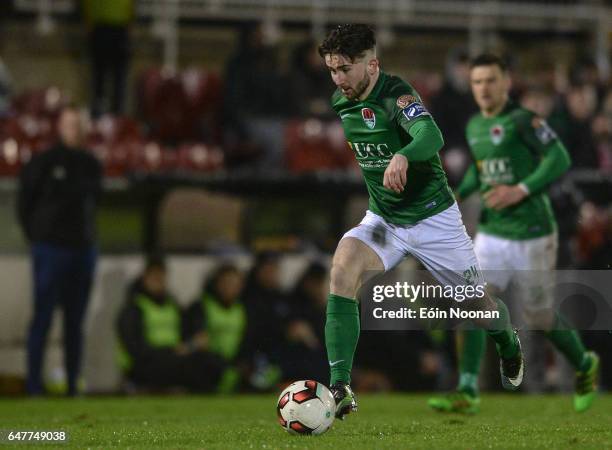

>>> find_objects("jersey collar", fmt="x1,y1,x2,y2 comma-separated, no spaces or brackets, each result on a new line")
365,70,386,102
482,98,515,119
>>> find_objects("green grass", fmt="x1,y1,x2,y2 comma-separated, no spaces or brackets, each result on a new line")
1,394,611,449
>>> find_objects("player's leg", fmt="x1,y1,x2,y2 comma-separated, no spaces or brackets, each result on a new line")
428,325,485,414
326,212,403,418
429,232,513,412
408,203,522,390
327,237,385,384
515,234,599,411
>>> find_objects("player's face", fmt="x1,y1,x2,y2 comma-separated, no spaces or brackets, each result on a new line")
470,65,510,113
325,53,372,100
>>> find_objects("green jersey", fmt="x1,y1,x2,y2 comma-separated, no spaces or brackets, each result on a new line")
331,71,454,224
461,101,571,240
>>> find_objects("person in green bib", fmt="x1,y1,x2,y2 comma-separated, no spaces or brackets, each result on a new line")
318,24,524,420
117,255,226,392
183,264,247,393
428,54,599,414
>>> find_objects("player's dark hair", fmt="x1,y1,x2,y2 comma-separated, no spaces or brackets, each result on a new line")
470,53,508,72
318,24,376,62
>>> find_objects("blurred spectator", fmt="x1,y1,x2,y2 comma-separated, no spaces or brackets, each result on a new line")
592,91,612,171
520,87,556,119
117,255,226,392
554,83,599,168
282,262,329,381
83,0,134,117
183,263,246,391
0,56,12,117
222,23,287,168
574,202,612,269
240,252,290,389
287,39,336,119
429,48,478,186
569,55,607,103
356,331,443,392
17,105,101,396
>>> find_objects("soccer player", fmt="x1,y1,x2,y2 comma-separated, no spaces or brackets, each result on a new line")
318,25,524,419
428,54,599,414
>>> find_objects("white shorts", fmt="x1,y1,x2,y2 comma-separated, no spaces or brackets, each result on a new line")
341,203,483,295
474,232,558,310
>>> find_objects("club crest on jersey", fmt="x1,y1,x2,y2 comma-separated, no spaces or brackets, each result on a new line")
361,108,376,129
490,124,504,145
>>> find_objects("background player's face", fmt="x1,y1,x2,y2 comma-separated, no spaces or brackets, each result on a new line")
470,64,510,113
325,53,372,100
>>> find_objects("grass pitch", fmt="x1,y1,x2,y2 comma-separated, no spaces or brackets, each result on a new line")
1,394,611,449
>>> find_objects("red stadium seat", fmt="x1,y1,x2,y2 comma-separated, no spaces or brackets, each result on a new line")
12,86,68,118
177,143,224,173
137,67,224,144
0,138,33,176
285,119,354,172
92,115,143,145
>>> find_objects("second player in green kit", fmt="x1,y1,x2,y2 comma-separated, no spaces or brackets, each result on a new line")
428,54,599,415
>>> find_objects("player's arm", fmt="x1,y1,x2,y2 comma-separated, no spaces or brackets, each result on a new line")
396,119,444,161
518,137,571,195
455,161,481,202
384,95,444,193
485,114,571,210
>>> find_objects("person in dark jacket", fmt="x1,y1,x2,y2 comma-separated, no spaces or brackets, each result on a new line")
282,262,329,382
17,105,102,396
83,0,134,117
117,255,226,392
239,252,291,389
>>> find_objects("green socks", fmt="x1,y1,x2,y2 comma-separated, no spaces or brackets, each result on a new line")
457,328,487,396
325,294,360,385
545,312,589,371
486,296,519,359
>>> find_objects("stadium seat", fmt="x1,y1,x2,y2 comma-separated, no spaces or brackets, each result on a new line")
285,119,354,172
138,67,224,145
176,143,224,173
12,86,67,118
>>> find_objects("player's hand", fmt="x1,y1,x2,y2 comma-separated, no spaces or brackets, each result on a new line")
384,154,409,193
484,184,527,210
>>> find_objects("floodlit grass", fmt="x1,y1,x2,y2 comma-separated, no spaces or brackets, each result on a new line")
1,393,611,449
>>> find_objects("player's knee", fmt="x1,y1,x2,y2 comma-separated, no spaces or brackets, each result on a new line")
329,262,360,298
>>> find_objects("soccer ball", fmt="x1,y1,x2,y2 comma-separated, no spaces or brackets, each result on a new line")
276,380,335,435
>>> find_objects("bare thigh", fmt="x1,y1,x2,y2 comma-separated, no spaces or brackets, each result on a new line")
330,237,385,299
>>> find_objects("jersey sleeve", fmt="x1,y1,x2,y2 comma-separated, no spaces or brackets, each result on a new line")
383,80,443,161
392,91,435,132
516,110,559,153
456,161,481,200
515,111,572,194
